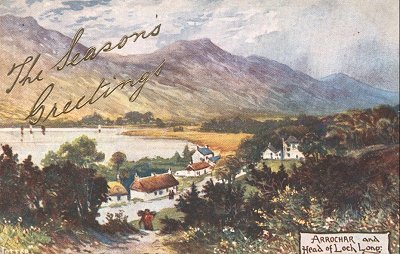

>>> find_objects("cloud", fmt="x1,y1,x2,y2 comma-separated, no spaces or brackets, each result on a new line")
0,0,398,90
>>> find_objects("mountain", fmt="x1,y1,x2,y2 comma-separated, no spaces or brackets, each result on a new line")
0,15,398,124
320,73,398,108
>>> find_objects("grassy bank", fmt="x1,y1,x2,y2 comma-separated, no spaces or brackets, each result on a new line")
260,159,301,173
123,126,252,156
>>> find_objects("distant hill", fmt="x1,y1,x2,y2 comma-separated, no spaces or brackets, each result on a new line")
320,73,398,110
0,15,398,124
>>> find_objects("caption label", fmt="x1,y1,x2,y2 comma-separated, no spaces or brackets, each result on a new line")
300,232,390,254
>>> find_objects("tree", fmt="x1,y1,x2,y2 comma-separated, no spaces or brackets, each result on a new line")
176,183,206,226
215,155,242,184
142,112,155,123
80,112,105,125
42,161,108,224
299,133,327,163
0,145,29,220
41,135,105,167
155,118,166,128
197,178,249,231
182,145,192,163
124,111,143,124
110,151,127,181
172,151,182,162
246,162,289,204
20,155,45,217
290,156,371,215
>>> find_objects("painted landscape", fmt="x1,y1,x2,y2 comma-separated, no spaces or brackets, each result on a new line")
0,1,399,254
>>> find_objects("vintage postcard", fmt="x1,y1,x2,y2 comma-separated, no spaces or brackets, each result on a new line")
0,1,398,253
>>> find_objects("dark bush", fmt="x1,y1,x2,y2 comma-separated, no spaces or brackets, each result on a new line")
160,217,184,234
102,211,139,234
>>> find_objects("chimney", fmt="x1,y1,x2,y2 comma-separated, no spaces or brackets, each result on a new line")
151,173,156,176
205,144,209,148
134,173,140,181
168,168,172,174
196,145,199,150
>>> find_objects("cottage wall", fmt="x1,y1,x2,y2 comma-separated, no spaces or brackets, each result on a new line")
282,142,304,160
192,150,214,163
131,186,178,201
109,195,129,202
192,151,204,163
262,149,281,160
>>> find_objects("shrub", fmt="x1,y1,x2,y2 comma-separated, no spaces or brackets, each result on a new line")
160,217,184,234
0,220,51,253
101,211,138,234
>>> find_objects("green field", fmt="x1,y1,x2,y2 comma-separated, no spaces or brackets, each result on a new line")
259,159,301,173
177,174,211,190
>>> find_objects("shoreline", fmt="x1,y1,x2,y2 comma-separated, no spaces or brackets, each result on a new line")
122,126,253,156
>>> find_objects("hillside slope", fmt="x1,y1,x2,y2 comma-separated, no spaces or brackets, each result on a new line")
0,15,398,124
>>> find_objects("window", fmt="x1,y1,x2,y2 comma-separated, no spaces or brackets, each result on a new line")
154,192,157,195
159,190,163,195
287,148,290,151
296,155,299,158
287,153,290,157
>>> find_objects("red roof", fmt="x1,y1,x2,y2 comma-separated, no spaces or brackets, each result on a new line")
130,174,179,193
186,162,211,171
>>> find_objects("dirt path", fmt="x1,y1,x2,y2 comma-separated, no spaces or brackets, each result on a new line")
63,230,177,254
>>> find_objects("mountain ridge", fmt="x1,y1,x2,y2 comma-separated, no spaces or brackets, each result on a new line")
0,15,398,124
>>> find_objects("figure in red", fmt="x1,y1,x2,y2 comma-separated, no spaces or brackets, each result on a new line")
138,209,156,230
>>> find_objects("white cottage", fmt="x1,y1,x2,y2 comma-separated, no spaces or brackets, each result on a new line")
186,161,212,176
262,136,305,161
262,143,282,160
130,171,179,201
192,145,214,163
282,136,305,160
192,145,221,164
108,181,129,202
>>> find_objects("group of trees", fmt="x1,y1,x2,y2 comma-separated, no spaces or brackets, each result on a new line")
173,145,398,251
0,140,109,226
79,111,166,127
171,105,399,252
173,158,290,237
237,105,399,163
200,116,264,133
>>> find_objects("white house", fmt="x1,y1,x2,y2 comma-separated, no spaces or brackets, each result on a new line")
262,136,304,160
192,145,214,163
186,161,212,176
208,155,221,166
108,181,129,202
175,162,213,177
130,170,179,201
192,145,221,165
282,136,305,160
262,143,282,160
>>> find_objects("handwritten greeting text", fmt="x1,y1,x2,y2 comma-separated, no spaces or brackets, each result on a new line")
5,23,164,125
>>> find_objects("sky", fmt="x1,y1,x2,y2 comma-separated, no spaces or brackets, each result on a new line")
0,0,398,91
